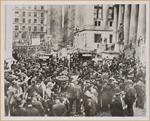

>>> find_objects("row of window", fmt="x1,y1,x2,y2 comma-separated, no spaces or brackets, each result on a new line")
94,21,113,27
15,11,45,17
15,5,44,10
15,18,44,24
94,5,113,19
94,34,113,43
15,26,44,32
14,33,44,39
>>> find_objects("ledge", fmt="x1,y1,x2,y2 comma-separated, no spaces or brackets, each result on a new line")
102,51,120,54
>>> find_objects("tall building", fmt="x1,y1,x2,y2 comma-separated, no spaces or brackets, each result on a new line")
12,5,48,44
4,5,14,64
49,5,63,45
64,4,146,53
64,5,76,46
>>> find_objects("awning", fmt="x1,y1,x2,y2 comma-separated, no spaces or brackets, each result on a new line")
82,54,92,57
39,56,49,59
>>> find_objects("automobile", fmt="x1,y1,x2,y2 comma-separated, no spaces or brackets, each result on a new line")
79,52,93,61
38,55,49,67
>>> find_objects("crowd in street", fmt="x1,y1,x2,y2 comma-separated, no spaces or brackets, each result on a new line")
4,49,146,117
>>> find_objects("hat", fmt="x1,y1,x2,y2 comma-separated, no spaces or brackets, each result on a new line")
127,79,133,84
16,98,23,105
27,97,32,103
115,93,120,96
139,77,144,82
113,80,118,84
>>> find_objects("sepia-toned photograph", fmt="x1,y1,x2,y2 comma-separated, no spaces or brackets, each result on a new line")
1,1,149,120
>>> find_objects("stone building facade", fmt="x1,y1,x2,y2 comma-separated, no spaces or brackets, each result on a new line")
64,4,146,53
12,5,48,44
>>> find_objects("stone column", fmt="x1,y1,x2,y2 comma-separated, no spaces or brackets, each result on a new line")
103,5,109,27
113,5,118,43
118,5,124,27
124,4,131,45
129,4,139,44
137,4,146,44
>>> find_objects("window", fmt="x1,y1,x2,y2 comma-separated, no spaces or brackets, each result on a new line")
41,13,44,17
28,19,31,23
95,21,101,26
94,34,102,43
34,26,37,31
41,20,44,24
97,44,99,48
22,12,25,17
34,5,37,9
28,12,31,17
15,26,19,30
28,5,31,9
98,21,101,26
41,6,44,10
15,11,19,15
109,35,113,43
15,33,19,38
22,33,26,38
108,7,113,19
94,5,103,19
22,26,26,30
41,27,43,31
95,21,97,26
22,19,25,23
15,18,19,23
29,26,31,31
40,34,44,39
109,21,113,27
34,12,37,17
34,19,37,23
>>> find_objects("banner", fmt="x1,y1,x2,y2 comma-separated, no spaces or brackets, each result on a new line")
32,38,40,45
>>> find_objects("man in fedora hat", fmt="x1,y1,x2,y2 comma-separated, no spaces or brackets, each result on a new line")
74,80,83,115
64,78,75,112
101,80,111,112
24,97,40,116
24,78,39,98
134,77,146,109
125,80,137,116
11,98,26,116
52,96,67,116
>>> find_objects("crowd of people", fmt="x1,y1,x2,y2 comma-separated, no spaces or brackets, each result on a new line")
4,49,146,117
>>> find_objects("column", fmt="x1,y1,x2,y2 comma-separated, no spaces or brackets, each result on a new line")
112,5,118,43
137,4,146,44
124,4,131,45
118,5,124,27
129,4,139,44
103,5,109,27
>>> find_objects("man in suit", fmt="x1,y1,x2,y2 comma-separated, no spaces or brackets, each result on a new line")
134,77,146,109
32,93,45,116
74,80,83,115
52,97,67,116
11,98,26,116
125,80,137,116
24,97,40,116
101,81,111,112
24,79,39,98
64,79,75,112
